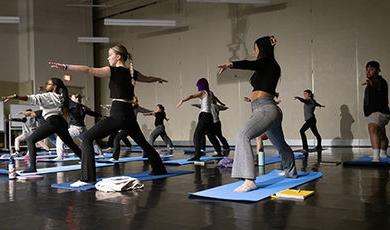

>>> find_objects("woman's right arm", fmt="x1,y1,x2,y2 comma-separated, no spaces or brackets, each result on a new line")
217,59,262,75
294,97,308,104
177,91,204,108
49,62,111,78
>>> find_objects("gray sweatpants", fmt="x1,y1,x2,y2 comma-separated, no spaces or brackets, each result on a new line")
149,125,173,148
232,97,297,179
56,125,102,157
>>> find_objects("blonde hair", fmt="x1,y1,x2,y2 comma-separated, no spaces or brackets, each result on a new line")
111,44,134,78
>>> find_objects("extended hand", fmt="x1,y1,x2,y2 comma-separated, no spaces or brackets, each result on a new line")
158,78,168,84
244,97,251,102
217,63,232,76
48,61,67,70
176,100,184,108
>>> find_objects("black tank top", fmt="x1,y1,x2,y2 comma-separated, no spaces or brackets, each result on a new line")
109,66,139,100
154,112,166,126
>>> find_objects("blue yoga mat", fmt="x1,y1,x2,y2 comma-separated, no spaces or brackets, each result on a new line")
183,148,216,155
343,155,390,167
0,154,57,161
263,153,305,165
189,170,322,202
16,163,114,176
293,148,326,153
97,154,174,163
37,155,105,162
164,155,224,166
51,170,194,191
0,169,8,175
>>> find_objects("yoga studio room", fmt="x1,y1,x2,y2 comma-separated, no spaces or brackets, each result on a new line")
0,0,389,229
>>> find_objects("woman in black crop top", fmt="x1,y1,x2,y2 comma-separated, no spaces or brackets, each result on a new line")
218,36,297,192
144,104,174,150
49,44,168,187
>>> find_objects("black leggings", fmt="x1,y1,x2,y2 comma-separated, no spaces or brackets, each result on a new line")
300,117,322,150
80,102,167,182
112,130,130,160
193,112,222,158
200,121,230,153
107,131,132,148
26,115,81,171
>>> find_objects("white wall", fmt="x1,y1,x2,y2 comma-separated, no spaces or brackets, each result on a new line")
94,0,390,145
0,0,95,128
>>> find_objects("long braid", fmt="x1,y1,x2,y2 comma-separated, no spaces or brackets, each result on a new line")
128,53,136,86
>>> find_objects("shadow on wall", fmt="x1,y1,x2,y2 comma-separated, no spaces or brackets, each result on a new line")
227,5,250,63
331,104,355,161
189,120,197,144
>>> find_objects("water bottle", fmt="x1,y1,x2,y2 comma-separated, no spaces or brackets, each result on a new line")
258,151,265,166
8,156,16,180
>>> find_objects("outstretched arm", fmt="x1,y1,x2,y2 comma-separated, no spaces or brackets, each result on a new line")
315,102,325,108
294,96,309,104
217,59,262,75
2,94,28,103
143,111,155,116
177,91,204,108
137,106,153,114
213,95,225,106
135,71,168,83
49,62,111,78
218,105,229,111
83,106,102,118
191,104,201,109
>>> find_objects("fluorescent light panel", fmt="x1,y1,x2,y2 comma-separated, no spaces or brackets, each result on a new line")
0,16,20,24
77,37,110,43
187,0,271,4
104,19,177,27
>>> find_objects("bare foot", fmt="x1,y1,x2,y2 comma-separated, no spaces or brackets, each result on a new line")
234,179,256,192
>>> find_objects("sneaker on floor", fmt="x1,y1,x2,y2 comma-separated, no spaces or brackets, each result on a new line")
70,180,93,187
52,156,64,161
380,152,388,158
109,158,118,162
372,153,380,162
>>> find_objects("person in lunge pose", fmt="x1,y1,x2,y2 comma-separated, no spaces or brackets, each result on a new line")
218,35,297,192
49,44,168,186
177,78,223,161
2,78,82,173
144,104,174,150
55,93,103,160
294,89,324,153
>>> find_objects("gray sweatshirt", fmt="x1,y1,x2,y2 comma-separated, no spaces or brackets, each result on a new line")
27,92,64,119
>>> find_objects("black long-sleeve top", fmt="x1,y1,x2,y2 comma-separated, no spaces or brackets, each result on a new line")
68,100,101,127
364,75,390,116
232,57,281,95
